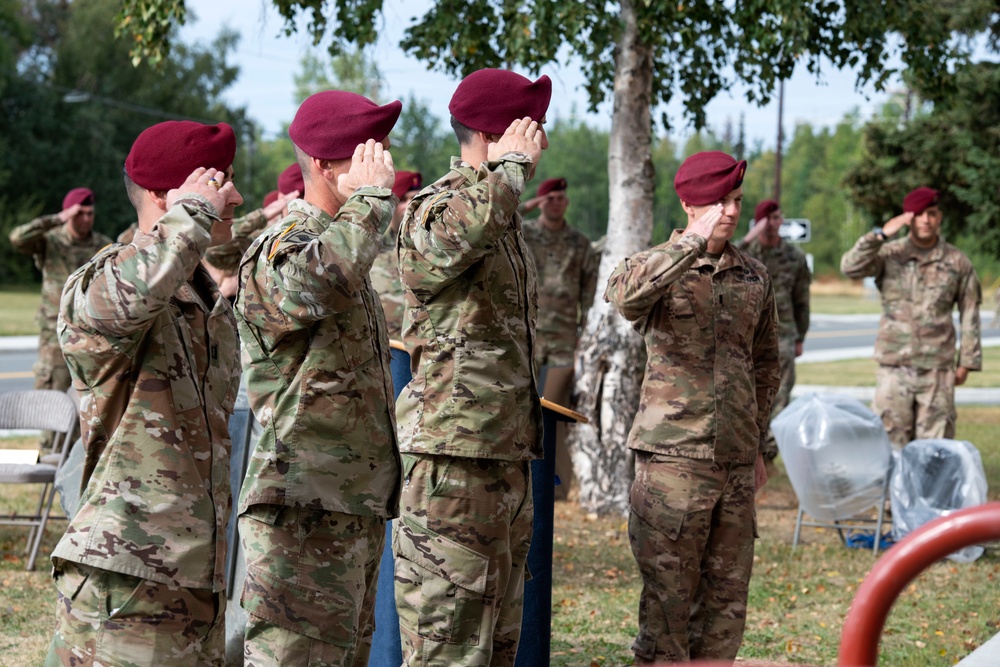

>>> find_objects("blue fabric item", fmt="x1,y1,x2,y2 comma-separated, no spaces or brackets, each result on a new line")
845,531,896,550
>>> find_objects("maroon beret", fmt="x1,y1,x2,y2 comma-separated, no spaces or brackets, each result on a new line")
674,151,747,206
125,121,236,191
262,190,279,208
277,163,304,195
392,171,422,199
63,187,94,209
754,199,780,222
289,90,401,161
449,69,552,135
903,187,939,214
536,177,567,197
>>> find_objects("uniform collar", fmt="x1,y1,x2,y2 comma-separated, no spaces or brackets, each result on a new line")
669,229,745,272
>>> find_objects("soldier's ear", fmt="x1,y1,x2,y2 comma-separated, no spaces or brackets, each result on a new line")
148,189,169,213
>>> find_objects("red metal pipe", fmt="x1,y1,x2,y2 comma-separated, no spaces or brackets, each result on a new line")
838,501,1000,666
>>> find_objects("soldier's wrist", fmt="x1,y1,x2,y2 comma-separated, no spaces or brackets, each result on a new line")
872,227,887,241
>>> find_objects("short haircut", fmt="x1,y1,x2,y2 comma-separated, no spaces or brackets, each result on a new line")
450,115,476,146
122,171,145,211
293,145,312,183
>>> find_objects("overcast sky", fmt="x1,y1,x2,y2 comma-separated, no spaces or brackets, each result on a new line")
180,1,898,148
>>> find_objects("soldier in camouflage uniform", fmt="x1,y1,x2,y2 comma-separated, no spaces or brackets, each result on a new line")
738,199,810,459
394,68,550,667
46,121,244,667
520,176,598,499
9,188,111,394
606,151,780,664
370,170,421,340
235,91,402,667
841,186,981,449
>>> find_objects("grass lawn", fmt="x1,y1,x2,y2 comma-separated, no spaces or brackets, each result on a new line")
3,406,999,666
799,346,1000,388
0,288,40,337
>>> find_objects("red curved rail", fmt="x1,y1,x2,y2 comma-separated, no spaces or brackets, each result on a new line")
838,501,1000,666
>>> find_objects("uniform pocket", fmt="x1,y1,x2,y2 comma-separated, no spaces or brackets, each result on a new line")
394,515,489,645
159,317,202,412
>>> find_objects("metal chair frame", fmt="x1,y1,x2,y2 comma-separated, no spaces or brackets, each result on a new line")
792,472,891,556
0,390,79,570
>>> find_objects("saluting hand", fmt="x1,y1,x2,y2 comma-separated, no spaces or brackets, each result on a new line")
59,203,82,224
742,217,768,243
683,203,724,243
167,167,236,216
489,117,545,167
263,190,299,222
882,211,914,238
338,139,395,200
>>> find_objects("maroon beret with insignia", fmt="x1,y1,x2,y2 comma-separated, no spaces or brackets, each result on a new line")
674,151,747,206
903,187,939,214
536,177,567,197
277,163,304,195
289,90,401,161
62,187,94,209
392,171,422,199
449,69,552,135
754,199,779,222
262,190,279,208
125,121,236,191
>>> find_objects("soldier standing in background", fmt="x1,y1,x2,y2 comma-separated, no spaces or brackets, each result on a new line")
606,151,780,664
520,176,598,499
9,188,111,394
841,186,981,448
370,170,422,340
235,90,402,667
738,199,810,460
47,121,244,666
394,68,550,666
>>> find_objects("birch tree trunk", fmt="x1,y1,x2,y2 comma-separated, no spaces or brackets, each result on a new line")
568,0,654,517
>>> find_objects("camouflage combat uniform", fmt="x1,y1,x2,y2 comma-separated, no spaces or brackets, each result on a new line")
370,229,405,340
235,193,401,667
203,207,269,274
738,237,810,457
8,214,111,392
395,154,542,667
47,197,240,667
606,230,780,664
841,232,981,448
521,219,598,367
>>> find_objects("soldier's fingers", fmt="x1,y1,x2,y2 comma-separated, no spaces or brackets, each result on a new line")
363,138,377,160
352,143,366,163
504,119,521,136
515,116,533,136
382,148,395,171
372,141,384,161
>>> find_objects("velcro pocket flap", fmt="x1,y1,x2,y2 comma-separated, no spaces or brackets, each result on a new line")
396,515,488,595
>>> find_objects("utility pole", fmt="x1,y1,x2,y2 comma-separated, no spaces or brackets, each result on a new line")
774,79,784,202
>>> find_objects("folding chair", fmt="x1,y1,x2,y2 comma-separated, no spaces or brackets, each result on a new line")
0,390,79,570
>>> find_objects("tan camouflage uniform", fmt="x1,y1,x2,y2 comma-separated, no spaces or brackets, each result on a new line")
841,232,981,448
9,214,111,392
606,230,780,664
370,229,405,340
521,219,598,367
738,236,810,457
47,197,240,666
394,154,542,666
235,193,401,667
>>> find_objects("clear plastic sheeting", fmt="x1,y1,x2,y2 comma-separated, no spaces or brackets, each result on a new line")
891,438,988,563
772,393,893,522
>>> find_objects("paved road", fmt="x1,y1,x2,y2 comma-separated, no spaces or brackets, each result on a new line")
1,313,997,395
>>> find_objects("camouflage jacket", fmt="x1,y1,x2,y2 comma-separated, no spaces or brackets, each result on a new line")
117,222,138,245
9,214,111,347
606,230,781,464
203,208,269,273
738,237,811,342
370,230,405,341
53,197,240,591
522,219,599,366
236,194,401,519
841,232,981,370
397,155,543,461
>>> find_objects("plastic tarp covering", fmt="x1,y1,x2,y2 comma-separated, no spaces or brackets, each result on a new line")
890,438,988,563
772,393,893,522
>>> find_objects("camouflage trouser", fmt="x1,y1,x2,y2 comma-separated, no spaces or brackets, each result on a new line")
540,365,575,500
628,452,757,664
45,561,225,667
239,505,385,667
873,365,956,450
34,341,75,451
761,336,797,460
394,454,533,666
